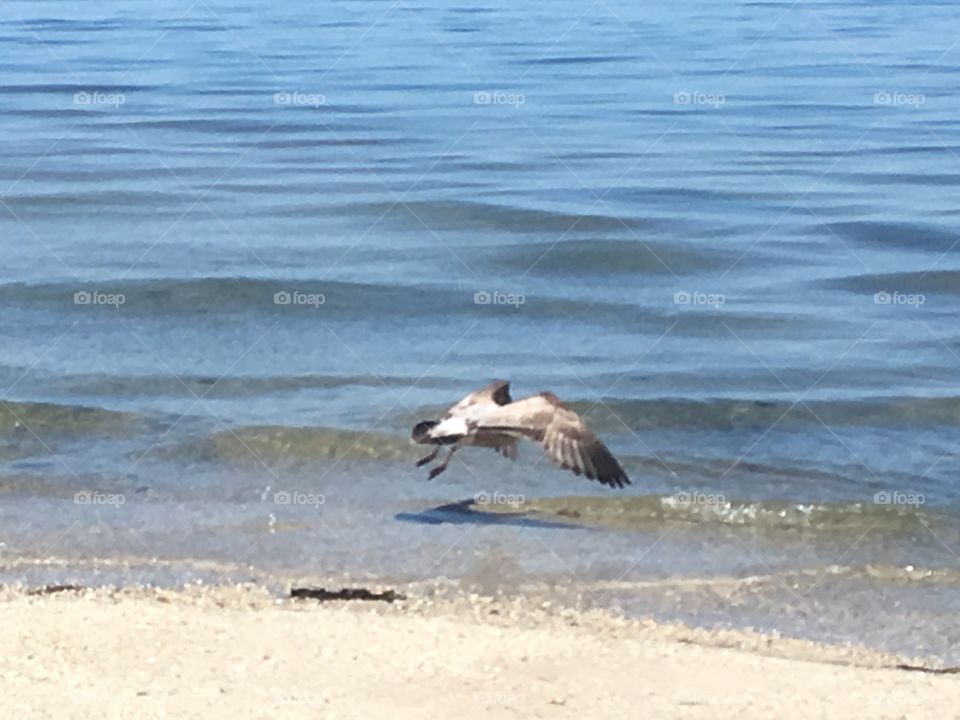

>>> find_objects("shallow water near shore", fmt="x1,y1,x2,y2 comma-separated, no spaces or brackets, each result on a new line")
2,444,959,664
2,0,960,666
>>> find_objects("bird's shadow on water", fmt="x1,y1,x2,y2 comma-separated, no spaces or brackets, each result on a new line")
395,499,586,530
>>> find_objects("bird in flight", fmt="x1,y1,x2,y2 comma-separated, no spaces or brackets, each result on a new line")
411,380,630,488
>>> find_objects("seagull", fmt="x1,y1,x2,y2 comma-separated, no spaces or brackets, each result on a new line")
411,380,630,488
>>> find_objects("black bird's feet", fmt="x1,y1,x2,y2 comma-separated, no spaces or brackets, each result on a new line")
416,448,439,467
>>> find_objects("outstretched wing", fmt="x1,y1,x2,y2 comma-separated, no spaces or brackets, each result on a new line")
475,392,630,488
444,379,511,417
538,394,629,488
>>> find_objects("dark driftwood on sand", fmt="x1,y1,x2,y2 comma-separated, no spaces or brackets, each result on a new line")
26,584,84,596
289,587,404,603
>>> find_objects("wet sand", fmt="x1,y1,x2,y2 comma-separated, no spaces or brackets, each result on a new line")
0,583,954,719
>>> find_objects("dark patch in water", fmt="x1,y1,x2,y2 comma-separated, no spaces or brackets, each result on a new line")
395,499,585,530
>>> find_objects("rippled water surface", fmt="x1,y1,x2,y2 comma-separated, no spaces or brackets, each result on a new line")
1,0,959,662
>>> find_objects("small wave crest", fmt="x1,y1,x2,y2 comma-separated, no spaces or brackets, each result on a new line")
150,425,413,465
0,399,151,437
482,494,955,538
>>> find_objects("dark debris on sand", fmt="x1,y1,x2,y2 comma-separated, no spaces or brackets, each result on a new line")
289,587,405,603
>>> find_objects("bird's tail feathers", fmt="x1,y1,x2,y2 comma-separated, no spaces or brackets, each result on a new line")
411,420,439,444
412,416,469,445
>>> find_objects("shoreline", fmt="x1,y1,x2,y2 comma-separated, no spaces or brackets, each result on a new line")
1,582,955,719
3,551,959,664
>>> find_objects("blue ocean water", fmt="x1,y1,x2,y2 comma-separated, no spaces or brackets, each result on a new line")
1,0,959,661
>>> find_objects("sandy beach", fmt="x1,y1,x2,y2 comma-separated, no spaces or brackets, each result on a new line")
1,583,955,720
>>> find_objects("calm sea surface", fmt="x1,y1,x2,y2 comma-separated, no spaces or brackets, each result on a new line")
1,0,959,662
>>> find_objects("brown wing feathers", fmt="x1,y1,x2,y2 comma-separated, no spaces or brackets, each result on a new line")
541,405,630,488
